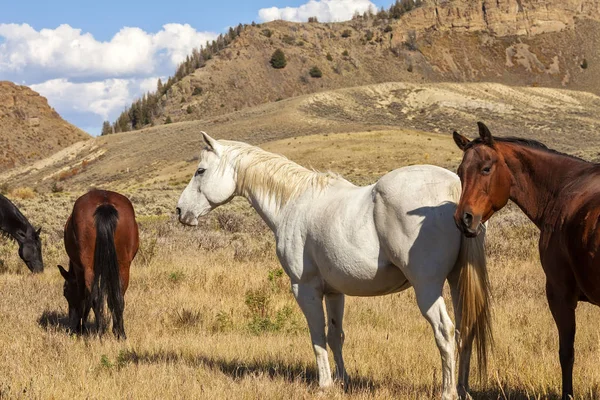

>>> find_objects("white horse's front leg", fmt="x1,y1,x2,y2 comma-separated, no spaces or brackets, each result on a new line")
292,282,333,388
414,283,458,400
325,293,348,388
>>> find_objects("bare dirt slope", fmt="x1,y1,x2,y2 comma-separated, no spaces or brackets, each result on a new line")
3,81,599,193
0,81,90,169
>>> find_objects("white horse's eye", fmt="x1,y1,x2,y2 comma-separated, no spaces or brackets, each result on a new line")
195,168,206,176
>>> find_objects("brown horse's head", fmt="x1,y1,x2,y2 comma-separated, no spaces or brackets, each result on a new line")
453,122,512,237
57,264,83,331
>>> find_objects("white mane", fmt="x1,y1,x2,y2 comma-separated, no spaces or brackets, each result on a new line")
217,141,343,207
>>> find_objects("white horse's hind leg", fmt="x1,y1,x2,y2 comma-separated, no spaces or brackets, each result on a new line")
292,282,333,388
325,293,348,388
448,268,473,399
414,283,458,400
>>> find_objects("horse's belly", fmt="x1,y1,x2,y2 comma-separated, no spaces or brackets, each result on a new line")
319,260,410,296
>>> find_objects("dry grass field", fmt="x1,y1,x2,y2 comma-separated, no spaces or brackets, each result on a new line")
1,128,600,400
2,83,600,399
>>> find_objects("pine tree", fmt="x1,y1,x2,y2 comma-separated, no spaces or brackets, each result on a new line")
270,49,287,69
101,121,112,136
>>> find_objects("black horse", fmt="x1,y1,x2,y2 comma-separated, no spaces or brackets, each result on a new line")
0,194,43,273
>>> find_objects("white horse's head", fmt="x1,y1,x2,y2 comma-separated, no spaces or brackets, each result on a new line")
177,132,236,226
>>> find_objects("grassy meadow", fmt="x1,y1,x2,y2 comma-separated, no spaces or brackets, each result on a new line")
1,130,600,399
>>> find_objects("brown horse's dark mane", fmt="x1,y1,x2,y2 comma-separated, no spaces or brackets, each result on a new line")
465,136,587,162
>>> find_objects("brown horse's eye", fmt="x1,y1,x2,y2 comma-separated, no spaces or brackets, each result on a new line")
482,166,491,175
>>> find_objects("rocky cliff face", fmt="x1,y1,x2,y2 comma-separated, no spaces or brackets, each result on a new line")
401,0,600,37
137,0,600,129
0,81,90,169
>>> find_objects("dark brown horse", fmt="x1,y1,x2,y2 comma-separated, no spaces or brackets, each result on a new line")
58,190,139,339
0,194,43,273
453,122,600,400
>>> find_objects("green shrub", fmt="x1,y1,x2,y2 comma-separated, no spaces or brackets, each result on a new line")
326,53,333,61
261,29,272,38
341,29,352,38
186,105,193,114
192,86,203,96
165,116,173,124
365,30,374,41
168,271,185,283
212,310,233,333
384,25,393,33
309,66,323,78
282,35,295,45
270,49,287,69
342,49,349,57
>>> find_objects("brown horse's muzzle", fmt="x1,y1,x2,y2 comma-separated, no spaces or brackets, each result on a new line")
454,208,483,238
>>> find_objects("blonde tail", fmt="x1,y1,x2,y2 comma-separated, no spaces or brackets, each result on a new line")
456,230,492,380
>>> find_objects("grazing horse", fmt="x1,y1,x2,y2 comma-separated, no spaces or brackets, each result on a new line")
453,122,600,400
177,132,492,399
58,190,139,339
0,194,43,273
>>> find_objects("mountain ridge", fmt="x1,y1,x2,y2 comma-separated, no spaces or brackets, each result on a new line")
0,81,90,169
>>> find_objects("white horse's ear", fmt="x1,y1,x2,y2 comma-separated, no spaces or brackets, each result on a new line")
201,131,219,152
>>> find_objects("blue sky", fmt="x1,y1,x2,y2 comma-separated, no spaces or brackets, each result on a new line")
0,0,393,135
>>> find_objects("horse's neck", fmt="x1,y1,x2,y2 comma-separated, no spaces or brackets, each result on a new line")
0,201,27,243
244,192,282,232
503,143,590,228
235,164,332,232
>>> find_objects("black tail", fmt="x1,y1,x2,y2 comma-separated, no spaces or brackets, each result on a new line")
92,204,124,338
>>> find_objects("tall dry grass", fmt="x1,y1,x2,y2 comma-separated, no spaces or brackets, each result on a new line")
1,131,600,399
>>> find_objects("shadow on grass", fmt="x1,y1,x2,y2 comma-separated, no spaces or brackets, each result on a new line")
38,310,70,331
469,386,562,400
118,348,384,394
116,349,568,398
37,309,100,336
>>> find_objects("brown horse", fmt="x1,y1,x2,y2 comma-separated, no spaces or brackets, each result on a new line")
58,190,139,339
452,122,600,399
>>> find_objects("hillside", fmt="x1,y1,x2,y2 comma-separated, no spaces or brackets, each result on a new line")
137,0,600,129
0,81,90,169
4,81,600,194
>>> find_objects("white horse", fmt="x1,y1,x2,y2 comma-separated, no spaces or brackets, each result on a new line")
177,132,491,399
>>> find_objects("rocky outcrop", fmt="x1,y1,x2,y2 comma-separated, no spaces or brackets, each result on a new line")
0,81,90,169
401,0,600,37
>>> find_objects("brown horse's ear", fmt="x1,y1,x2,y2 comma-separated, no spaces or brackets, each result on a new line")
201,131,218,152
453,131,471,151
477,122,494,146
57,265,69,280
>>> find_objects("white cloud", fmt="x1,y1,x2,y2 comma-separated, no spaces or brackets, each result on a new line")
0,23,218,135
258,0,377,23
0,23,218,81
31,76,162,121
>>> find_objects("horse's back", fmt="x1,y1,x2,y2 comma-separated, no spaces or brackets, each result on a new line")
375,165,461,208
67,190,139,268
373,165,462,279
